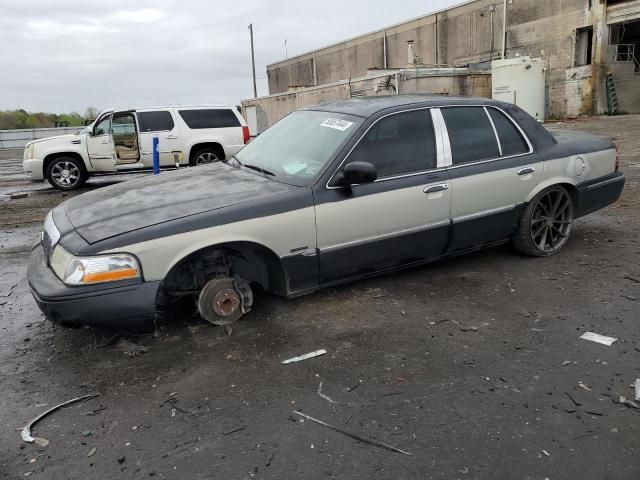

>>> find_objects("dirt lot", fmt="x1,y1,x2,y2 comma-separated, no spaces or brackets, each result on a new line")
1,115,640,479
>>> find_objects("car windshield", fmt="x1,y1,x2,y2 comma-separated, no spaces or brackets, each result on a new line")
235,110,362,186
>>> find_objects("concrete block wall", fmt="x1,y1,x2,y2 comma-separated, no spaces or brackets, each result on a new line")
242,72,491,134
265,0,640,118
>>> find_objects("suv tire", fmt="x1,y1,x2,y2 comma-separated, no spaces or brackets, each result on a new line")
45,156,88,191
191,146,224,166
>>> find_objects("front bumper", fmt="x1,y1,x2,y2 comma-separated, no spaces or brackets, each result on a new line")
23,158,45,181
575,171,625,218
27,246,160,330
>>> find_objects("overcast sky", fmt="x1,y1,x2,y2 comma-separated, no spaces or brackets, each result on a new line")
1,0,460,114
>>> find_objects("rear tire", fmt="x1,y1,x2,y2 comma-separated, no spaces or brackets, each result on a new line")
513,185,574,257
190,146,224,166
45,156,87,191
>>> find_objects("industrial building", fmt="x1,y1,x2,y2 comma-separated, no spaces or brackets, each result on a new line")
241,0,640,134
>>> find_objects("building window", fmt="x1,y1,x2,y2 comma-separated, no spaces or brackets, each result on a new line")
575,27,594,66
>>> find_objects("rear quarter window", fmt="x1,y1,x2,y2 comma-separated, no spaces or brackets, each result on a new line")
137,111,175,132
487,108,529,156
179,109,241,129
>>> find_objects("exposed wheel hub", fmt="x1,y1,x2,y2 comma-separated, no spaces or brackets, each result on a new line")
197,276,253,327
212,288,241,317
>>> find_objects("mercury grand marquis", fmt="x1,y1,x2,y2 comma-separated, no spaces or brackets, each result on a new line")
27,95,626,329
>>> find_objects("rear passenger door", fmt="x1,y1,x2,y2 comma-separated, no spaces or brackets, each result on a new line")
315,109,451,285
438,105,542,252
136,110,182,166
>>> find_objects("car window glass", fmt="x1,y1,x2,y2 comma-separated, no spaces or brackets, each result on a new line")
137,111,174,132
347,110,436,178
441,107,500,165
488,108,529,156
112,113,136,135
94,116,111,136
179,109,240,129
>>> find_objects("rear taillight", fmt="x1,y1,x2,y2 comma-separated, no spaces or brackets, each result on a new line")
615,145,620,172
242,126,250,144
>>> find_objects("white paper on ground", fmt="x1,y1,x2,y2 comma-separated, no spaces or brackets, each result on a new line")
579,332,618,346
635,379,640,402
282,349,327,364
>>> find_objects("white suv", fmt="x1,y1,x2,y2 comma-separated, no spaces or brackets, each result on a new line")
23,105,250,190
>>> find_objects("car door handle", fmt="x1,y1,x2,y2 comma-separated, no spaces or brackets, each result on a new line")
517,167,535,175
165,135,179,139
424,184,449,194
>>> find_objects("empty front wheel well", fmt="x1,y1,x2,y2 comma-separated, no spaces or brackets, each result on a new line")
188,142,225,163
159,242,287,300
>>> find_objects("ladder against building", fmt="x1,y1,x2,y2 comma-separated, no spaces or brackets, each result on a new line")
606,72,619,115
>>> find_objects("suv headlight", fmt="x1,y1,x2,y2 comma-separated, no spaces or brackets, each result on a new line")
24,143,35,160
50,245,141,285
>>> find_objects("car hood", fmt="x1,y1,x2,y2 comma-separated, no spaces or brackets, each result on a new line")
61,163,298,244
30,134,82,147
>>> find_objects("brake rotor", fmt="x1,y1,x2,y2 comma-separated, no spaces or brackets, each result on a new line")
197,277,253,326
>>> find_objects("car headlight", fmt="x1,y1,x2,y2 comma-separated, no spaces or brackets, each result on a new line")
50,245,141,285
24,143,34,160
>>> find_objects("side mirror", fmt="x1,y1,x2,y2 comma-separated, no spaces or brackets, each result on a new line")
334,161,377,187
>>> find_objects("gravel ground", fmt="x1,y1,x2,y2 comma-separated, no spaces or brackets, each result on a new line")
1,115,639,479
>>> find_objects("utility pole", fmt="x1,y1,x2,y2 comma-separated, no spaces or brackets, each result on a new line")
248,23,257,98
502,0,508,59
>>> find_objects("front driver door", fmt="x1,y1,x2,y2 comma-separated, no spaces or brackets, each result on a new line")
86,113,116,172
314,108,451,285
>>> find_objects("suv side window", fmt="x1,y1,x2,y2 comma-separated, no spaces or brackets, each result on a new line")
93,115,111,136
441,107,500,165
137,111,174,132
347,109,436,179
179,109,240,129
487,108,529,156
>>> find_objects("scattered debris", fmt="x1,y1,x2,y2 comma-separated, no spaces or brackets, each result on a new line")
623,275,640,284
562,361,572,366
87,447,97,457
624,295,637,301
317,382,338,404
281,349,327,365
616,396,640,411
578,382,592,391
579,332,617,346
347,380,362,392
223,426,246,436
21,394,99,445
585,410,604,416
117,339,149,357
117,455,125,464
10,192,28,199
565,392,582,407
293,410,413,456
84,406,107,416
542,450,550,457
635,379,640,402
82,431,92,437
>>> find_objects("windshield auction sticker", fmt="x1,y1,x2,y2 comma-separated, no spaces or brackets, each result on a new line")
320,118,354,131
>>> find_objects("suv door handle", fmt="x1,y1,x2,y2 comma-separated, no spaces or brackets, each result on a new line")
424,184,449,194
517,167,535,175
165,135,179,139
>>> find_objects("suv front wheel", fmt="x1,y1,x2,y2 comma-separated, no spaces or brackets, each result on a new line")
45,156,88,191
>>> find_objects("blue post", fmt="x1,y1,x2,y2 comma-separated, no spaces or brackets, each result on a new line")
152,136,160,174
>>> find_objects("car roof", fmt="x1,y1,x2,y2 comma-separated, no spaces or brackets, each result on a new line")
101,105,237,115
302,94,499,118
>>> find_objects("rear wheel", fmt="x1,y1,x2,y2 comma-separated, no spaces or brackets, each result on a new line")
513,186,574,257
190,146,223,166
45,156,87,190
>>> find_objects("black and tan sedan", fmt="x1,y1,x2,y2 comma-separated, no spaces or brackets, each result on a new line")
28,95,625,329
